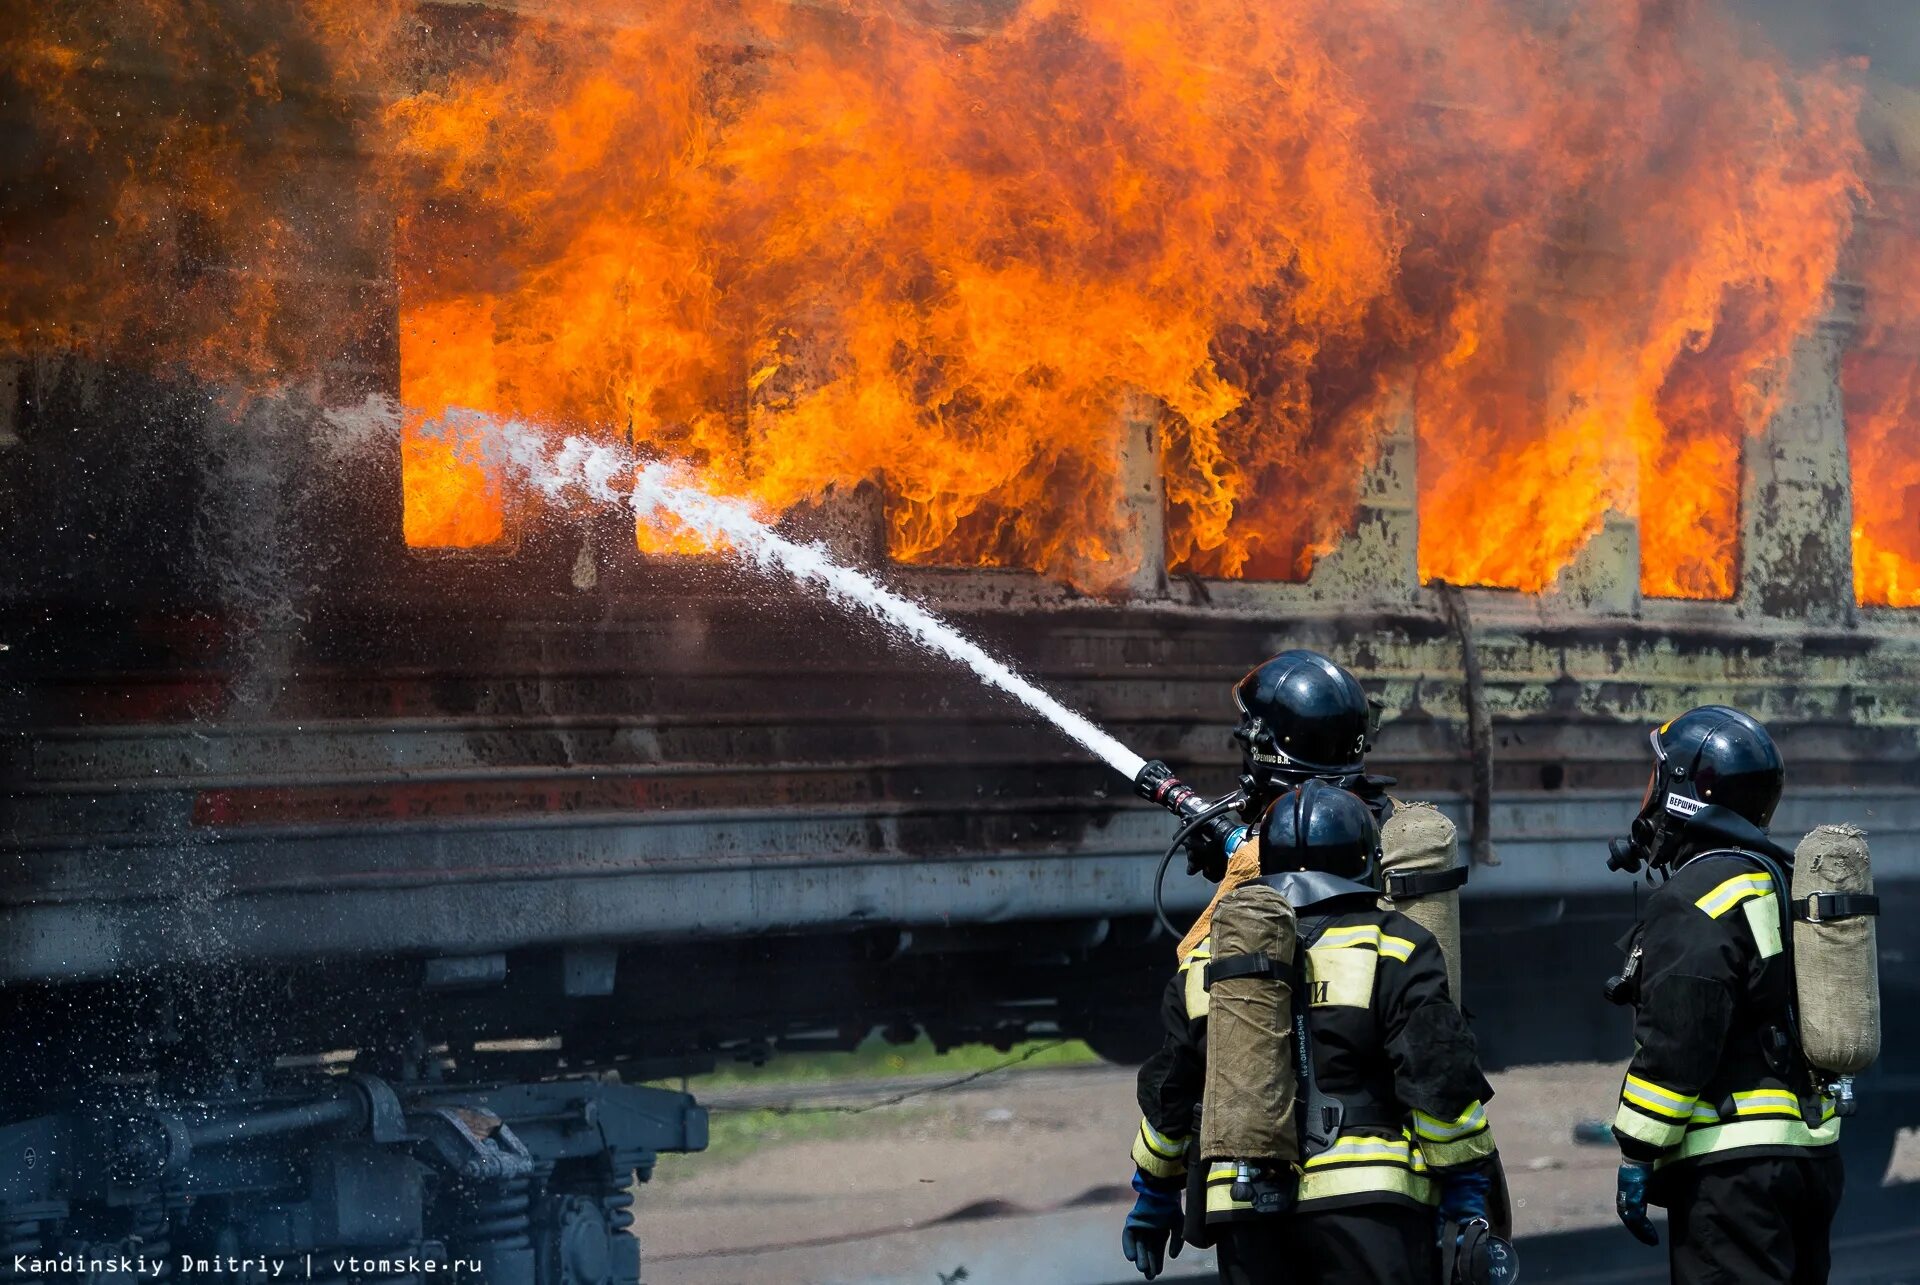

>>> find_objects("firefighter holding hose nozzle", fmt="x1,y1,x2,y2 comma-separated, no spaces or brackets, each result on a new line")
1122,780,1508,1285
1604,706,1877,1285
1137,649,1472,996
1134,649,1387,881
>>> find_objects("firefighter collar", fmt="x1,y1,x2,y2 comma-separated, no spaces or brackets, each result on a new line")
1671,804,1794,870
1249,870,1378,913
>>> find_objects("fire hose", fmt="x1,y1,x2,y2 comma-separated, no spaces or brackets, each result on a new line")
1134,759,1249,940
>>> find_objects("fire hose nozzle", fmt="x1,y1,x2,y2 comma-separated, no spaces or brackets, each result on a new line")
1136,760,1248,882
1133,759,1197,812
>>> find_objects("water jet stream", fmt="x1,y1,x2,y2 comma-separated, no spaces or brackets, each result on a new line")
474,415,1148,782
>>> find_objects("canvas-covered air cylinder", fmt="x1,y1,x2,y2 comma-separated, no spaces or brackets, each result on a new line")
1200,882,1300,1165
1792,825,1880,1076
1378,801,1464,997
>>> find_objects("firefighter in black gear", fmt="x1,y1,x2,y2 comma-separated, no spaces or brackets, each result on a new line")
1124,781,1500,1285
1605,705,1844,1284
1136,649,1384,885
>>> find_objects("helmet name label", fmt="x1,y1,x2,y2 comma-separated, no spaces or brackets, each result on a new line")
1665,792,1707,818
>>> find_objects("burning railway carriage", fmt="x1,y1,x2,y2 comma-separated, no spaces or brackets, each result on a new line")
6,0,1920,1280
4,334,1919,1275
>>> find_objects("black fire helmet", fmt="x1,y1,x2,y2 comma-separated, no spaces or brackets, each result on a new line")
1232,649,1374,793
1257,778,1381,882
1623,705,1785,871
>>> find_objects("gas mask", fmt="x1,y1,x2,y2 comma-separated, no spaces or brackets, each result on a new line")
1607,768,1663,874
1608,727,1682,874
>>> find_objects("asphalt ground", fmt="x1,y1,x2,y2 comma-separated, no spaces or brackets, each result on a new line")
634,1061,1918,1285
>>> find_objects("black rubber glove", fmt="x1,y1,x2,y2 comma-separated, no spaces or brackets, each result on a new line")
1121,1172,1184,1280
1184,813,1243,881
1615,1159,1660,1246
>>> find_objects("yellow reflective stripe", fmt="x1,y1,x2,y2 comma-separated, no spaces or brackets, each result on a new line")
1315,925,1380,949
1695,873,1772,919
1311,924,1416,962
1304,1140,1414,1168
1674,1091,1834,1129
1659,1114,1842,1167
1412,1102,1488,1142
1302,1130,1428,1174
1614,1101,1688,1149
1730,1090,1802,1120
1416,1129,1499,1169
1184,954,1211,1019
1298,1164,1435,1206
1179,935,1213,1022
1744,896,1784,959
1133,1124,1188,1180
1621,1074,1697,1122
1731,1089,1799,1110
1138,1118,1187,1159
1411,1101,1495,1169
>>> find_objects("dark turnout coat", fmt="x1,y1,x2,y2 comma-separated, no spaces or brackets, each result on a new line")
1130,871,1498,1235
1610,810,1842,1181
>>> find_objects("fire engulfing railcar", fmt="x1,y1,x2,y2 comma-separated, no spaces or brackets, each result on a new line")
5,0,1920,1279
5,345,1918,1279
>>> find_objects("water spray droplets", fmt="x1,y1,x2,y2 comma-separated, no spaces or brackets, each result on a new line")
472,413,1147,782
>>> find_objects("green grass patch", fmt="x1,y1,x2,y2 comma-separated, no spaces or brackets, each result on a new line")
676,1032,1101,1093
642,1033,1100,1177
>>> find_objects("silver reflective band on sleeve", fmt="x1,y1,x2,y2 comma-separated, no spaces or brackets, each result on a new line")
1695,873,1772,920
1614,1101,1688,1149
1411,1102,1496,1169
1620,1074,1697,1123
1133,1118,1189,1180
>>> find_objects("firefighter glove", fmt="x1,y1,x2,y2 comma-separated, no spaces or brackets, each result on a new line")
1121,1171,1183,1280
1436,1164,1493,1227
1615,1159,1659,1247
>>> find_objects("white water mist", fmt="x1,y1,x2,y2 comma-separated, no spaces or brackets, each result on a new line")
626,462,1147,781
415,409,1148,781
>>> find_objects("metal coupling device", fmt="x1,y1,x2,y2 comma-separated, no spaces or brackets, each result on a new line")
1134,759,1245,827
1602,942,1644,1007
1831,1075,1859,1118
1226,1159,1290,1216
1134,759,1248,881
1133,759,1200,814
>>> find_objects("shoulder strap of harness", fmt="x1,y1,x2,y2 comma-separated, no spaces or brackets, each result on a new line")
1292,914,1346,1157
1692,848,1825,1117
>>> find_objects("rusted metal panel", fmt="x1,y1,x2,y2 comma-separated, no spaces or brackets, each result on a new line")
2,786,1915,982
5,257,1920,983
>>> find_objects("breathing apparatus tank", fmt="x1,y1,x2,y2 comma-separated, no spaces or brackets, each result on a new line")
1200,880,1301,1205
1376,801,1467,999
1791,825,1881,1111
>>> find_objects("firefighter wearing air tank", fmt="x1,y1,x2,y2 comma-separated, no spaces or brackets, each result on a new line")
1604,706,1880,1285
1120,781,1503,1285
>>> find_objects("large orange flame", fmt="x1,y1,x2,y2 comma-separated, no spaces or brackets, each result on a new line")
1844,182,1920,608
2,1,1910,604
381,0,1867,594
